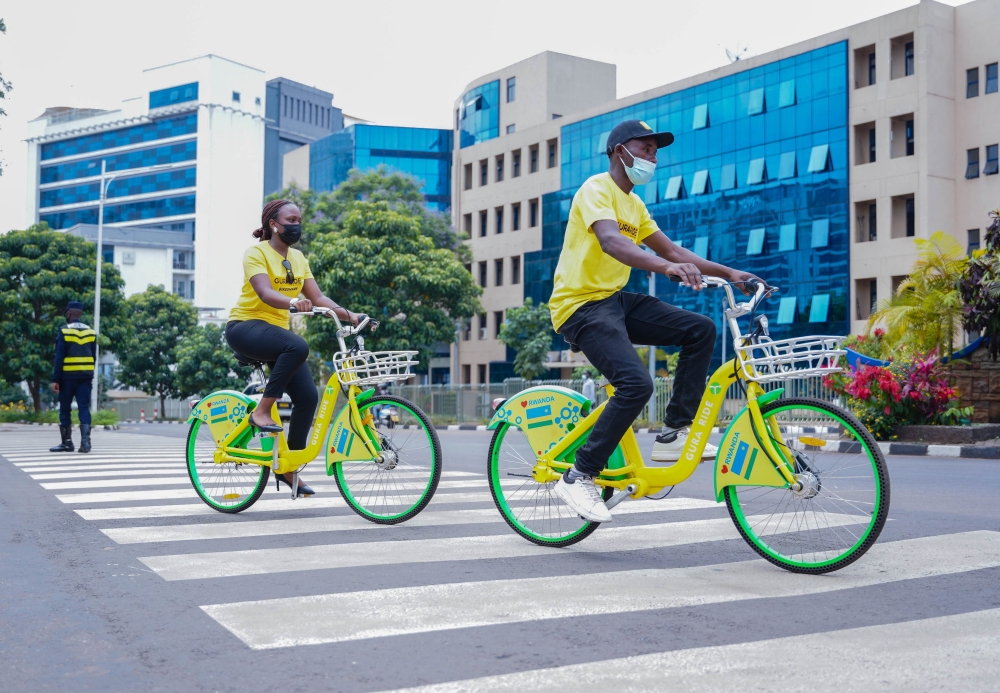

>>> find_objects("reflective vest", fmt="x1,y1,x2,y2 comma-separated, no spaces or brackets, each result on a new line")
54,322,96,379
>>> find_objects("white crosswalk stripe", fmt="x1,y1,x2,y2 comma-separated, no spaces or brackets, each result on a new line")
3,426,994,690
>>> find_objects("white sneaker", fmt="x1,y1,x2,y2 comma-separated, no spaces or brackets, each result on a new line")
553,473,613,523
651,427,718,462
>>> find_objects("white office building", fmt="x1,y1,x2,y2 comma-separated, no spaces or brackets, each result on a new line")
25,55,268,319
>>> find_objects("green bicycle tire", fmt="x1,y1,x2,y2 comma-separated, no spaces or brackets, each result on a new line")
488,422,613,547
333,395,441,525
725,397,890,574
186,417,270,514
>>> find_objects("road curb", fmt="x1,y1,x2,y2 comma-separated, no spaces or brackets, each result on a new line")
836,440,999,458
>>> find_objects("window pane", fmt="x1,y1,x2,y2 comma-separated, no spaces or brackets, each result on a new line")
778,224,797,251
778,151,797,179
693,236,709,258
720,163,737,190
691,169,711,195
746,227,766,255
811,218,830,248
778,79,796,107
984,144,999,175
598,131,610,155
809,294,830,322
966,148,980,179
777,296,797,324
967,68,979,98
692,104,709,130
807,144,831,172
641,182,657,204
747,158,767,184
748,88,765,115
664,175,685,199
986,63,998,94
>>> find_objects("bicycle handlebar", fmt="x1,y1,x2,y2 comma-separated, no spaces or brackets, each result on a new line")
288,305,381,335
667,273,778,315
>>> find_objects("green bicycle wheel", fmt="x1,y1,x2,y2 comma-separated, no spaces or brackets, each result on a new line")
186,417,270,514
333,395,441,524
488,422,613,547
725,397,890,573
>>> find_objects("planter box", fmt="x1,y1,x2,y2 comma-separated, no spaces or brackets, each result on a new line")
895,423,1000,445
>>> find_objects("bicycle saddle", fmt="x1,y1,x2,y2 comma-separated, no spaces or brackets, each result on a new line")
233,351,265,369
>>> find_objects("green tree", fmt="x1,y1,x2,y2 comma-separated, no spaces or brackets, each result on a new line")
960,211,1000,360
175,323,251,398
117,285,197,418
307,202,481,367
0,19,12,177
269,167,471,262
498,298,552,381
868,231,968,359
0,226,130,410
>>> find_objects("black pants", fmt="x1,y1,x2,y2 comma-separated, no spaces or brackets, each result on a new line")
559,292,716,476
225,320,318,450
58,378,92,427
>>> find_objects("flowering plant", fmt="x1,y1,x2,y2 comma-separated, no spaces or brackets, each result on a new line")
843,329,889,360
825,351,972,440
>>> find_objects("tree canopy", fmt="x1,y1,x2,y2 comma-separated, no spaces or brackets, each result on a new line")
498,298,553,381
0,226,130,410
307,202,481,367
175,323,251,398
117,285,197,417
960,211,1000,360
269,167,470,262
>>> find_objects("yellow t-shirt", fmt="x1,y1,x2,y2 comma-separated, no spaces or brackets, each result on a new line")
549,172,659,331
228,243,313,329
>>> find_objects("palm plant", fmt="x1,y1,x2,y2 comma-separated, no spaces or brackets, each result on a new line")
867,231,968,360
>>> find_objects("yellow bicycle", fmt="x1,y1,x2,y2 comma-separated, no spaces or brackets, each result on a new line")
185,309,441,523
487,277,890,573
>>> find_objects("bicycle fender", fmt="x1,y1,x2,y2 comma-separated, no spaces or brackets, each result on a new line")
325,403,377,476
189,390,255,443
713,397,790,502
488,385,597,454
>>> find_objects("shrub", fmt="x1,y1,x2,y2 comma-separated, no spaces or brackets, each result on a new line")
825,352,972,440
843,328,889,360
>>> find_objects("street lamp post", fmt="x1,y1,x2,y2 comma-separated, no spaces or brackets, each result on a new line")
91,160,179,411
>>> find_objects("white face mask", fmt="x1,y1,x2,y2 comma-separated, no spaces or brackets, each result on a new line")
619,146,656,186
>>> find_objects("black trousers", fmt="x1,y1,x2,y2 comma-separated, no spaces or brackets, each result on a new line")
225,320,318,450
58,378,92,427
559,292,716,476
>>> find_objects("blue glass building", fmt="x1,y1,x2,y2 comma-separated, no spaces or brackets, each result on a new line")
309,124,453,212
525,42,850,367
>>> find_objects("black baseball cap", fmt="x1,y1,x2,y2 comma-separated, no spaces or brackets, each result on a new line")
66,301,84,311
605,119,674,157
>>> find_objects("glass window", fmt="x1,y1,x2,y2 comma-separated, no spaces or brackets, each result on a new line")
905,42,914,77
506,124,516,134
512,151,521,177
149,82,198,109
496,206,504,234
494,311,504,339
664,175,685,199
496,155,504,182
748,88,765,115
720,163,737,190
811,219,830,248
691,170,711,195
778,224,796,251
464,163,472,190
40,139,196,184
966,148,979,179
495,259,504,286
507,77,516,103
693,236,709,259
480,160,488,186
459,81,500,148
512,202,521,230
478,262,487,287
868,203,878,241
512,256,521,284
987,63,998,94
869,128,877,163
777,296,797,324
479,211,487,237
641,182,657,205
986,144,999,176
906,119,914,156
529,146,539,173
778,79,796,107
102,245,114,265
548,140,558,168
529,199,538,227
40,194,196,230
778,151,797,179
232,91,241,103
967,68,979,98
692,104,709,130
868,53,877,86
807,144,831,172
906,198,915,236
968,229,980,255
747,158,767,184
40,113,198,161
809,294,830,322
746,227,766,255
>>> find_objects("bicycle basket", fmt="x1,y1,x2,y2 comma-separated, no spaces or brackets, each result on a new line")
735,335,846,382
332,350,419,386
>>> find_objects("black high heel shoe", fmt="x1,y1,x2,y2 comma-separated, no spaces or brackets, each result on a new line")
248,410,283,434
275,473,314,496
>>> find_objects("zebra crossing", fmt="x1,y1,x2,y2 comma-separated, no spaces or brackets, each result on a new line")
3,426,999,692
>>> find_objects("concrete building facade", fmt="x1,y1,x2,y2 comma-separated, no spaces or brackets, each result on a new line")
452,0,1000,383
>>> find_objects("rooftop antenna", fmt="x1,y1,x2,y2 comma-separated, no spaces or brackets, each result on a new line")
725,43,750,63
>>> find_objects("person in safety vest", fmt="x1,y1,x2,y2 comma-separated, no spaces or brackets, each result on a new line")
50,300,96,453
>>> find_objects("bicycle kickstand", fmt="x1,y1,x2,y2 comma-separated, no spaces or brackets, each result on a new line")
290,468,299,501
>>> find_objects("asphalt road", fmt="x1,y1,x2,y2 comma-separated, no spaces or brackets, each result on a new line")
2,423,1000,692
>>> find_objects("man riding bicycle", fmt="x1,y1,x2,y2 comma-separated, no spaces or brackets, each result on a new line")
551,119,761,523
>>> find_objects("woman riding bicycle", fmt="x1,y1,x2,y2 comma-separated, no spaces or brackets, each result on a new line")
226,199,361,495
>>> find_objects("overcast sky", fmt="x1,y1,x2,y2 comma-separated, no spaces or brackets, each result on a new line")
0,0,967,234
